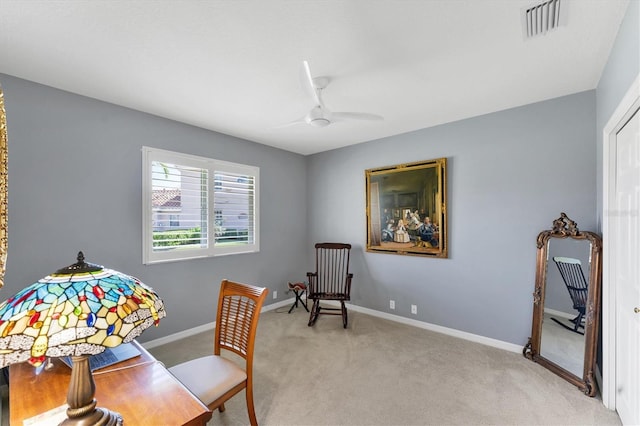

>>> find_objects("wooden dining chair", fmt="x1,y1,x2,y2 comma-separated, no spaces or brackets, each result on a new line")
169,279,268,426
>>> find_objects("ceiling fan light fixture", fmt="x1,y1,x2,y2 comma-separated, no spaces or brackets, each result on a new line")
310,118,330,127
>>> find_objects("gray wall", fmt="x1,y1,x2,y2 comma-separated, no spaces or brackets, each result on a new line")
0,74,308,342
1,0,635,347
307,91,597,346
593,0,638,367
596,0,639,228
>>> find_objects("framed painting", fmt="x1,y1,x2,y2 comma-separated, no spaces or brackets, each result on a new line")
366,158,447,258
0,85,7,286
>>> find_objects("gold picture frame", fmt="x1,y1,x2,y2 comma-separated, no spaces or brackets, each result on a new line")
0,85,7,287
366,158,447,258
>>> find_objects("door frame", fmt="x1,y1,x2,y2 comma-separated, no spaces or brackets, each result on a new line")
602,72,640,410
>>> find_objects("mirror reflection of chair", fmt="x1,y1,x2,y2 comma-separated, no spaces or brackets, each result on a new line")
524,213,602,397
169,279,268,426
552,256,589,335
307,243,353,328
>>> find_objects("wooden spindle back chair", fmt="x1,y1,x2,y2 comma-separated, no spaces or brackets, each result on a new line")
307,243,353,328
551,256,589,334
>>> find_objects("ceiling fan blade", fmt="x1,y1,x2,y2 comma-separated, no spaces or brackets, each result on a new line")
289,62,379,128
274,116,308,128
301,60,321,105
332,112,384,122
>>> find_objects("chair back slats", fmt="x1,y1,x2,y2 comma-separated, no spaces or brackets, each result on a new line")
215,279,268,359
313,243,351,299
168,278,267,426
553,257,588,311
307,243,353,327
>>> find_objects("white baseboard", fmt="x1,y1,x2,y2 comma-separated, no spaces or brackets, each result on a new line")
344,302,523,353
143,321,216,349
142,298,292,349
544,307,575,320
143,298,523,354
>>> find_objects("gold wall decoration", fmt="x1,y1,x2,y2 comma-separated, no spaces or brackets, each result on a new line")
0,85,7,288
366,158,448,258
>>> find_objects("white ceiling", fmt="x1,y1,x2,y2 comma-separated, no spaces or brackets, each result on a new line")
0,0,630,155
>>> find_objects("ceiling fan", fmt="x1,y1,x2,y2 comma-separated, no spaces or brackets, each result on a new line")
281,61,384,128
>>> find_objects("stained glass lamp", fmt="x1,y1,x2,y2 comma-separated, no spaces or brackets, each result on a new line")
0,252,166,425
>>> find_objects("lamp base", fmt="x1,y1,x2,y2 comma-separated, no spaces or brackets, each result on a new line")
60,406,123,426
64,355,124,425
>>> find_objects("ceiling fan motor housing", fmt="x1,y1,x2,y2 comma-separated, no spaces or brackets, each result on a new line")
306,105,331,127
310,118,330,127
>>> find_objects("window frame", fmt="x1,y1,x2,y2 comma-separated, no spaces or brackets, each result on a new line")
142,146,259,264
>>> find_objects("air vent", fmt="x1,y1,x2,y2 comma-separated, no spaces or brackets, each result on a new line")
523,0,563,38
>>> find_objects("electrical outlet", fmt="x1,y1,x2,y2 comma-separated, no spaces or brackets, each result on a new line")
390,300,395,310
411,304,417,315
273,290,277,299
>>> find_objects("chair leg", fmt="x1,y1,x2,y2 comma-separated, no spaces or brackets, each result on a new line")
308,300,320,326
246,387,258,426
218,403,226,413
287,299,297,314
550,316,585,335
341,301,348,328
572,311,585,332
298,291,309,312
288,290,309,314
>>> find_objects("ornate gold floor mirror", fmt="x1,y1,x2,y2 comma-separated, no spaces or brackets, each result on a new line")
524,213,602,396
0,84,7,289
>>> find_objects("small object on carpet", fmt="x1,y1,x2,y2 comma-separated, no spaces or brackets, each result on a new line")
287,282,308,314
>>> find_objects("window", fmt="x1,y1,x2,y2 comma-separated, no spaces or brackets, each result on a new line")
142,147,259,264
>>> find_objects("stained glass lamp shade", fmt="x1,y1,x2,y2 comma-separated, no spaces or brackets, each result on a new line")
0,252,166,425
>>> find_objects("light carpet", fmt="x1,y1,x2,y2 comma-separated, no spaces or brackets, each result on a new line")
149,308,621,426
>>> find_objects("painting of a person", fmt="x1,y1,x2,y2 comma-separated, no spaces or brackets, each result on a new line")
382,208,391,225
408,210,421,229
418,216,438,247
394,219,411,243
382,221,395,241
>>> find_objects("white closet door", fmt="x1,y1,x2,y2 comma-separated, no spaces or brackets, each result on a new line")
614,108,640,426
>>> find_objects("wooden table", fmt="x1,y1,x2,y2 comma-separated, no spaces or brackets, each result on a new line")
9,341,212,426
